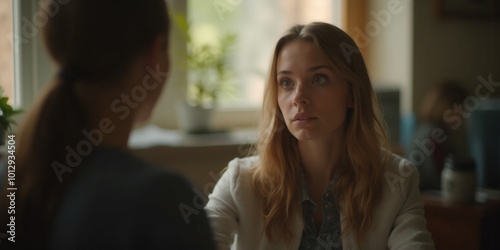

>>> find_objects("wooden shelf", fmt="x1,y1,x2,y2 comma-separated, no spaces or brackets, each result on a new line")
422,192,500,250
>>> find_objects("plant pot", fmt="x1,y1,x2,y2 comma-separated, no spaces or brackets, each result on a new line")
176,103,214,134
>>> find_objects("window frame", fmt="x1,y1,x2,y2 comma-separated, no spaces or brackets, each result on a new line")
12,0,53,126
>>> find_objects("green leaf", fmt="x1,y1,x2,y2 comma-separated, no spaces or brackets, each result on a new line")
0,85,22,131
186,23,237,107
0,97,8,106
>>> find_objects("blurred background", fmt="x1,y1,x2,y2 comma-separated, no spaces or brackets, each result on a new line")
1,0,499,249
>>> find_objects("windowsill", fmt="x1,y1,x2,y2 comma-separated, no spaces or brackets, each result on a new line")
208,107,261,129
128,124,258,149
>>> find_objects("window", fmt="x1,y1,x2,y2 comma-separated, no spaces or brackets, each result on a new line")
8,0,346,130
188,0,344,109
0,0,14,103
10,0,54,117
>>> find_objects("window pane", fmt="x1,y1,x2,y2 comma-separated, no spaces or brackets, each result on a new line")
189,0,340,109
0,0,13,104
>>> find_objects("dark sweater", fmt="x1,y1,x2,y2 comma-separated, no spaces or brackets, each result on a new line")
48,146,215,250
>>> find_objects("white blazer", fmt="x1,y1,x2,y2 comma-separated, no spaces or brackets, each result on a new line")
205,153,435,250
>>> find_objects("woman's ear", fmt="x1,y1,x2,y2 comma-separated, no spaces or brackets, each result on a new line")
144,34,170,82
146,35,169,65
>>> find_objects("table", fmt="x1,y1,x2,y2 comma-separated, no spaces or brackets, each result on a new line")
422,192,500,250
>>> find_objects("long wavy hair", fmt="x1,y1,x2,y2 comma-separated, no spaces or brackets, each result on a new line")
0,0,169,248
251,22,389,246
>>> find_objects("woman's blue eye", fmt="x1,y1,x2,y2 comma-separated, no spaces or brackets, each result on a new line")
313,75,327,85
279,79,292,88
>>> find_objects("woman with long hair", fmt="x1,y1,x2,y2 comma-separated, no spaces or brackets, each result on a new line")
0,0,215,249
206,22,434,249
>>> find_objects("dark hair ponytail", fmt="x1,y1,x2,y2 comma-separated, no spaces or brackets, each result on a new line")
0,0,169,248
1,74,87,248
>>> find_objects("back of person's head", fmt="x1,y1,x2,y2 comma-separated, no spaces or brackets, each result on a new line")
253,22,388,245
0,0,169,248
45,0,168,84
418,80,468,128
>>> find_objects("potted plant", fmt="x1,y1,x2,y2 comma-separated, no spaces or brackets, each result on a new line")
172,13,236,133
0,86,22,145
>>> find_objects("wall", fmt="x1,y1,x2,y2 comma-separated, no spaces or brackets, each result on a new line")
413,0,500,112
366,0,413,115
365,0,500,115
0,0,14,101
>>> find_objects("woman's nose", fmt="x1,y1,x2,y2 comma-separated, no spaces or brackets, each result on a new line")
292,83,310,106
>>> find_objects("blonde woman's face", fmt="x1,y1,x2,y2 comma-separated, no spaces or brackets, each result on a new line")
276,40,353,143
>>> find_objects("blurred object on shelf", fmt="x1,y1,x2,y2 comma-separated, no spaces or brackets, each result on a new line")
467,98,500,189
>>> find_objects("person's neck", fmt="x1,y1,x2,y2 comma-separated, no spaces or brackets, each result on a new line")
299,136,344,189
94,118,133,149
76,82,136,149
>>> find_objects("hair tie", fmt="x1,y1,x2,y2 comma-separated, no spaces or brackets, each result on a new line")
58,67,78,83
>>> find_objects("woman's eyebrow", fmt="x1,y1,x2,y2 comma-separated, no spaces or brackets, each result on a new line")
278,65,333,76
277,70,292,76
307,65,333,72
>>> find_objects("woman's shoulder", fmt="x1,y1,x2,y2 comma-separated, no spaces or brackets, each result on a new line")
68,146,195,208
218,155,259,188
85,146,184,181
381,151,420,197
227,155,260,172
208,156,260,204
50,147,201,249
383,151,415,173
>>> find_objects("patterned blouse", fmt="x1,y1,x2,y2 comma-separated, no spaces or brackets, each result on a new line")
299,174,343,250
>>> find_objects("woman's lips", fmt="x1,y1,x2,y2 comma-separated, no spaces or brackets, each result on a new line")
292,114,317,124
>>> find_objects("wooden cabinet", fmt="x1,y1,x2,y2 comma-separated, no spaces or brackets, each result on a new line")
422,193,500,250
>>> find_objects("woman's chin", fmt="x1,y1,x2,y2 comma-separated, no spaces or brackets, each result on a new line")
291,130,320,142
